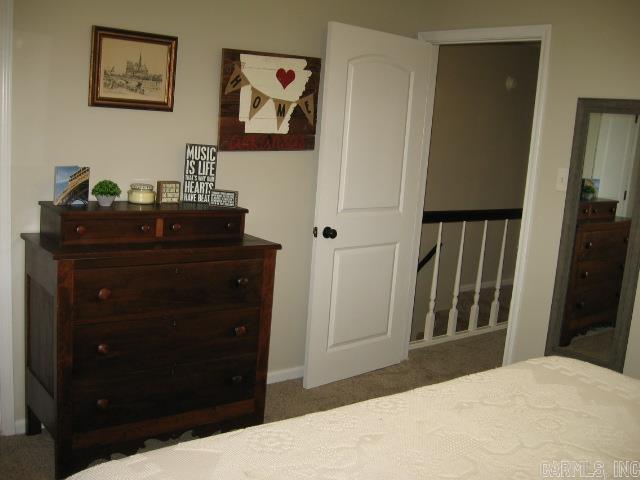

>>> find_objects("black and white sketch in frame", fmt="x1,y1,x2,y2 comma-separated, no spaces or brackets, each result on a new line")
100,39,168,102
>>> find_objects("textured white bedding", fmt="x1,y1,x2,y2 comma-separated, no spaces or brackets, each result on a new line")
70,356,640,479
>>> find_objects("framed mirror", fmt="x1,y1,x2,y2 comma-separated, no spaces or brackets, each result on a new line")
547,98,640,372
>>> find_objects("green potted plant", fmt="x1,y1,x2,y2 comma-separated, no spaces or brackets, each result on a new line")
92,180,122,207
581,183,596,201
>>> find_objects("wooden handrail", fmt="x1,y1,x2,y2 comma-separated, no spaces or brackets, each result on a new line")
417,243,442,273
422,208,522,224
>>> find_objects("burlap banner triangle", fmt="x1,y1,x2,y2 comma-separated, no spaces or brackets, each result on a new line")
248,87,269,120
273,99,294,129
224,62,249,95
297,93,315,126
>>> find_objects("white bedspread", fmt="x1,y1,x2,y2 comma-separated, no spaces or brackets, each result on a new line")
70,356,640,479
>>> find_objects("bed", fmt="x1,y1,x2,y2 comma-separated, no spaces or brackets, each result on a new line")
69,356,640,479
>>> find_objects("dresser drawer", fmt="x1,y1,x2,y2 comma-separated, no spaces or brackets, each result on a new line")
162,213,244,241
566,285,619,319
74,259,263,320
73,308,260,377
573,259,625,286
61,218,157,244
72,355,256,432
576,228,629,261
578,200,617,222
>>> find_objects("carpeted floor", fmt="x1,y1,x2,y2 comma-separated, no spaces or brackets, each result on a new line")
0,330,506,480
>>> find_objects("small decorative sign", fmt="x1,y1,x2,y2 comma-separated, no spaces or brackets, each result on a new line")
53,166,90,206
210,189,238,208
218,48,321,151
183,144,217,203
157,181,181,204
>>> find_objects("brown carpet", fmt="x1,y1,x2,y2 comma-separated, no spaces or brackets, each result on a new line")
565,327,615,363
0,329,506,480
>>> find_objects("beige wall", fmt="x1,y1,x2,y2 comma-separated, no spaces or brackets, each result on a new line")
10,0,640,424
412,43,538,338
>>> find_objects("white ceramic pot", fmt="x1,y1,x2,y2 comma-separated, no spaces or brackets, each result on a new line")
96,195,116,207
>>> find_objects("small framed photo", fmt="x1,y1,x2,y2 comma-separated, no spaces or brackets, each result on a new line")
157,181,181,204
210,189,239,208
89,26,178,111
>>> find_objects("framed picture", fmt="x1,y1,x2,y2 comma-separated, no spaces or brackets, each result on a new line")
218,48,321,151
89,26,178,111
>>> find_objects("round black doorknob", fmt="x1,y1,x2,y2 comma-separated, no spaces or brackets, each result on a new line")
322,226,337,239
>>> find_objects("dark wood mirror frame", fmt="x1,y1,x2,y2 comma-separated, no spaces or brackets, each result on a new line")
547,98,640,372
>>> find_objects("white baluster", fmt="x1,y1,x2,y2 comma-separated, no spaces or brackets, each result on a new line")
424,222,443,340
469,220,488,331
489,219,509,326
447,221,466,335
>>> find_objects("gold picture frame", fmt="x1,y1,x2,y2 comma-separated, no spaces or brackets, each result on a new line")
89,26,178,111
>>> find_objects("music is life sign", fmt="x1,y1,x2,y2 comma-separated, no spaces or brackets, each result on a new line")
183,143,217,203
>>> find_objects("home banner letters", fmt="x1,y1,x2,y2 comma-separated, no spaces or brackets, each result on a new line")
225,61,316,127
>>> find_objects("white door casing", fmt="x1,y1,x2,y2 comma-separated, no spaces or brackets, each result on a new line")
0,0,15,435
418,25,552,366
304,22,433,388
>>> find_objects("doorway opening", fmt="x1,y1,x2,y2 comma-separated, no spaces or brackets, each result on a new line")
410,40,541,362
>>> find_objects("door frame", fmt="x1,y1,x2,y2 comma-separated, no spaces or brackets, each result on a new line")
407,25,552,365
0,0,15,435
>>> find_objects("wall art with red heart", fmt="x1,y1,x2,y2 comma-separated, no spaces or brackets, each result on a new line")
218,48,321,151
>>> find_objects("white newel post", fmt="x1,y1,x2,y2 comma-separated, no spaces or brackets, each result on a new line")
423,222,442,341
447,221,466,336
489,219,509,327
469,220,488,330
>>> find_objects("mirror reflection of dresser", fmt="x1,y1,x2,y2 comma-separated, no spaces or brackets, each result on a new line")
547,98,640,371
561,198,630,350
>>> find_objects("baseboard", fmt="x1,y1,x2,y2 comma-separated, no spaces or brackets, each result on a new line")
458,278,513,293
14,418,25,435
267,365,304,384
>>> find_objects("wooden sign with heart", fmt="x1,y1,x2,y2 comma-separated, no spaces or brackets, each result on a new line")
219,48,322,151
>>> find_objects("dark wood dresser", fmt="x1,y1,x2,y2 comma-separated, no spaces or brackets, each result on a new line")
22,202,281,478
561,198,630,345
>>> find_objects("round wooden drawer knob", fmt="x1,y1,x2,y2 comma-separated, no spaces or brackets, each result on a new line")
231,375,243,385
583,208,589,214
576,301,585,309
234,325,248,337
225,222,235,230
580,271,589,279
97,343,110,355
76,225,87,235
236,277,249,286
97,288,112,300
140,224,152,233
171,223,182,232
592,208,599,214
96,398,109,411
585,241,593,249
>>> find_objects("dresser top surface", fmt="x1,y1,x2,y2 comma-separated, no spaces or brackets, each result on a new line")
22,233,281,259
39,201,249,216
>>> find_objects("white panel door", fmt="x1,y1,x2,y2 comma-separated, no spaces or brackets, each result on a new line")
593,113,640,217
304,22,433,388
